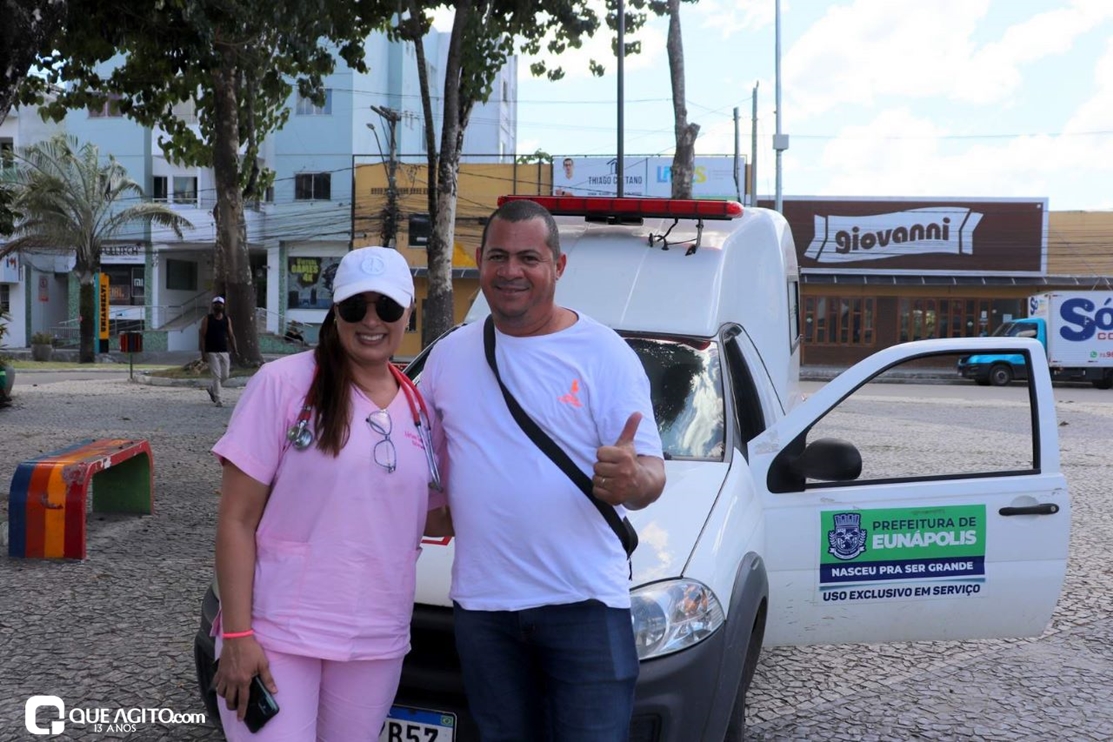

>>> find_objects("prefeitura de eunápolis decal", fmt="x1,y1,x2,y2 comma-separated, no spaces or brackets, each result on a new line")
819,506,986,603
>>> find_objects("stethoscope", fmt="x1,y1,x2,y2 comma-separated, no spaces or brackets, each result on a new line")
286,364,443,491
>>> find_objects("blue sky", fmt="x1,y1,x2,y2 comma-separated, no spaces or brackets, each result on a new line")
497,0,1112,211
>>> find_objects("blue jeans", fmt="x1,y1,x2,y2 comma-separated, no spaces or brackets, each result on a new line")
453,600,639,742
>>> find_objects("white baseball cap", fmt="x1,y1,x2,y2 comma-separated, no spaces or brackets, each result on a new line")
211,296,225,304
331,247,414,307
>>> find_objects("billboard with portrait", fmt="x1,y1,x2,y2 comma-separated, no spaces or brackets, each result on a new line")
552,156,743,199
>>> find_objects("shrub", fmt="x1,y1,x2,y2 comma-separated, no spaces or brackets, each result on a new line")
31,331,55,346
0,311,11,364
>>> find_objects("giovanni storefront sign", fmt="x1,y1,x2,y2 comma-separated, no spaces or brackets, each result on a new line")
764,198,1048,276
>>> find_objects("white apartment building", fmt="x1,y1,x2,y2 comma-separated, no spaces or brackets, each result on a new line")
0,30,517,352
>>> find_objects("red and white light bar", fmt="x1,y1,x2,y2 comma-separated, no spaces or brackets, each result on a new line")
497,195,743,220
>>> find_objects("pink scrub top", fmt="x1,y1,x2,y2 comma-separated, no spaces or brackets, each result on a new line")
212,352,445,661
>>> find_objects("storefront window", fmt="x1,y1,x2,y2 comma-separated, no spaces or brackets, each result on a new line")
804,296,875,346
899,297,1023,342
166,259,198,292
102,265,146,306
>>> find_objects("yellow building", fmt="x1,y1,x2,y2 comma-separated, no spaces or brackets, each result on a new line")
354,160,551,357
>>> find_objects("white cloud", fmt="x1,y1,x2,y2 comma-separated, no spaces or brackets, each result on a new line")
430,2,664,80
789,104,1113,209
954,1,1113,104
1056,35,1113,169
782,0,1113,121
782,0,989,120
514,0,667,81
692,0,773,38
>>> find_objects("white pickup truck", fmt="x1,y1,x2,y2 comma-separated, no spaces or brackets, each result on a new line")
194,196,1071,742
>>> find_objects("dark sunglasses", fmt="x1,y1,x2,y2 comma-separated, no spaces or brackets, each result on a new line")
336,295,406,324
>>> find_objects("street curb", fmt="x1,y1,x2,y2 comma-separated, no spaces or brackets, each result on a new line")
799,370,963,384
132,374,251,388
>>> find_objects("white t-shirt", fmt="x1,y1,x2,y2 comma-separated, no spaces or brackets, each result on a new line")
420,314,663,611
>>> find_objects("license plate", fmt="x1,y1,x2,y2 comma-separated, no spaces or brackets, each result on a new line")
380,705,456,742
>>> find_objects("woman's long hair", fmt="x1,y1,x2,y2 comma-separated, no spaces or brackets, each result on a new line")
311,308,353,457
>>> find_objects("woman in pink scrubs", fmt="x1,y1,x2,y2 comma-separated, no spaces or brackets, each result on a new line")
210,246,450,741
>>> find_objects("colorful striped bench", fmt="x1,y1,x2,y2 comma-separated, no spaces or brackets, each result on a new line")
7,439,154,560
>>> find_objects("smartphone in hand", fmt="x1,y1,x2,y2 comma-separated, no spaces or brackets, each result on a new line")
215,661,280,734
243,675,280,733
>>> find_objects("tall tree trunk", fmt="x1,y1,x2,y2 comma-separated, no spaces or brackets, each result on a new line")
211,47,261,366
425,142,459,347
408,2,442,348
422,1,473,348
667,0,699,200
78,271,95,363
409,7,439,221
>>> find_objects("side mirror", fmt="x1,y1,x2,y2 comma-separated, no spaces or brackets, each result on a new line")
791,438,863,481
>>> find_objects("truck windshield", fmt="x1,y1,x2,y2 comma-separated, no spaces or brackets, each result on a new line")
406,329,725,462
623,336,725,461
992,321,1038,338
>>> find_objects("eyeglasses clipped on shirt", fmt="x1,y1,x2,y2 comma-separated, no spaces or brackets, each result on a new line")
367,409,397,473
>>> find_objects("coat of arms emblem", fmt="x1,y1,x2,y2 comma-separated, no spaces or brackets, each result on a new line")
828,512,868,560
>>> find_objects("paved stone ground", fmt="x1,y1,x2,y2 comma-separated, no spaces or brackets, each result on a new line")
0,377,237,741
0,376,1110,741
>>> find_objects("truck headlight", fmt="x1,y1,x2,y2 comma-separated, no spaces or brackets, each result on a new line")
630,580,724,660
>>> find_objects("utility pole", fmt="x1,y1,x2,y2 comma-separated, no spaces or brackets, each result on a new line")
773,0,789,213
733,107,741,203
617,0,626,197
371,105,402,247
751,81,758,207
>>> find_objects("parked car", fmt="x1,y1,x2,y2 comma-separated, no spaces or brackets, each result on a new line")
195,196,1071,741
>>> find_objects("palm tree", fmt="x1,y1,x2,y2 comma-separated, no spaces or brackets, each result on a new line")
1,134,193,362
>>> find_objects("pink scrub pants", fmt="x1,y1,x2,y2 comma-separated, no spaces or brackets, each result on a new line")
217,644,404,742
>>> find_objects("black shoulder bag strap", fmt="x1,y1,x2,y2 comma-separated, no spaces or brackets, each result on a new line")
483,316,638,559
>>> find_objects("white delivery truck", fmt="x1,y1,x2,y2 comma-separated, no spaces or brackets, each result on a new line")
194,196,1072,742
958,291,1113,388
1029,291,1113,387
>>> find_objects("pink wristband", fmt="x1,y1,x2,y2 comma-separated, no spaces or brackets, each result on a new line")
222,629,254,639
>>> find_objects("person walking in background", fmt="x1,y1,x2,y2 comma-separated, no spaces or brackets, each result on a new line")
200,296,237,407
210,246,451,740
419,199,666,741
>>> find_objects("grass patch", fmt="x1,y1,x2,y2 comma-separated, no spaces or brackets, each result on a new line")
145,363,258,380
7,360,177,371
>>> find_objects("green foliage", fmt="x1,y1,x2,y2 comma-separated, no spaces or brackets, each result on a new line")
0,309,11,364
17,0,403,364
0,184,17,236
20,0,394,199
31,331,55,346
516,150,554,164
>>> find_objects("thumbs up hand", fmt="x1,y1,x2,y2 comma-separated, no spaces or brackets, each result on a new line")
593,412,643,505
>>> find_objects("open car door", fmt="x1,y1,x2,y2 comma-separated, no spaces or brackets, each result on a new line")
748,337,1070,646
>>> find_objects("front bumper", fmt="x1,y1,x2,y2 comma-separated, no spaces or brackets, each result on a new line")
193,584,221,725
396,603,735,742
194,594,738,742
957,361,984,379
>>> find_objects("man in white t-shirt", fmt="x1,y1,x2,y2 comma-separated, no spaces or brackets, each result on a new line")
420,199,666,741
